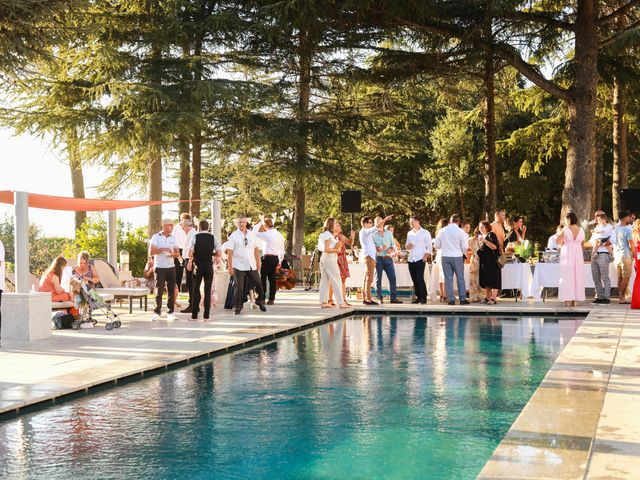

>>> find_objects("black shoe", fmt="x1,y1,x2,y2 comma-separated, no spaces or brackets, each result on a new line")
591,298,603,304
448,301,456,306
203,313,210,320
267,300,274,305
601,298,611,304
233,309,241,315
460,300,470,305
180,306,192,314
419,300,428,305
390,299,403,304
191,313,198,320
411,299,420,304
258,303,267,312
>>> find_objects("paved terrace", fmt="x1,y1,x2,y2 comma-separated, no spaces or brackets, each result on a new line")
0,289,638,478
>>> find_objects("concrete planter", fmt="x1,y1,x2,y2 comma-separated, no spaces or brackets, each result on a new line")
1,292,52,341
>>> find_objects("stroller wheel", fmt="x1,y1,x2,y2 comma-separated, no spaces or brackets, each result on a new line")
72,321,80,330
114,320,122,329
105,322,114,331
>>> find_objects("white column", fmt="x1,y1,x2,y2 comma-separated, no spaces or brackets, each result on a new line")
14,191,29,293
211,200,222,240
107,210,117,268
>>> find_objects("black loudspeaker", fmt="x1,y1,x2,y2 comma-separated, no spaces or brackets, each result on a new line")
341,191,362,213
619,189,640,213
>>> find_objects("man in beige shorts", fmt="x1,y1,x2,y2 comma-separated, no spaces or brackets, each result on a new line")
359,214,393,305
613,211,636,304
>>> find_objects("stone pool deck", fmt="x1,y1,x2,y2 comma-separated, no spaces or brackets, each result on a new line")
0,289,638,478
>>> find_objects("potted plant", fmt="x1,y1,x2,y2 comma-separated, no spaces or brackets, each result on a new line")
514,240,532,263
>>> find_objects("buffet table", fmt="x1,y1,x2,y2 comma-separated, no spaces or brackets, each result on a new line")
530,262,618,301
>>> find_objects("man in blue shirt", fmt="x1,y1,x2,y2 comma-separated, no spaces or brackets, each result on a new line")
372,217,402,304
613,210,636,304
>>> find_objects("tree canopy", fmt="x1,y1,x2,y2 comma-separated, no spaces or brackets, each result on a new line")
2,0,640,250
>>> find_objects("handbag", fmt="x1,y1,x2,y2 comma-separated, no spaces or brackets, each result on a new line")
497,253,508,268
52,311,75,329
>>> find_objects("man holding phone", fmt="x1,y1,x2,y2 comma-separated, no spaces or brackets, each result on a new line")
149,218,180,321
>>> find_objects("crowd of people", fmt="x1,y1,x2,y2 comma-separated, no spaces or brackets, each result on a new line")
150,213,287,320
316,208,640,309
3,204,640,340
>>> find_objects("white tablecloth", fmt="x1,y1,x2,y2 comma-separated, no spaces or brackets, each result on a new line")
530,262,618,301
502,263,534,297
345,262,430,290
429,263,471,301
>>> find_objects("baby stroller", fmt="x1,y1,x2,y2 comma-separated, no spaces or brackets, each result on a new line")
74,283,122,331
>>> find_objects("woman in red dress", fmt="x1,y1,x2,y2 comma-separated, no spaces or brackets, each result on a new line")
630,220,640,309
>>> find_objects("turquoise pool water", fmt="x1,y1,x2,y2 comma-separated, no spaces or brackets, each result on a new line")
0,315,581,479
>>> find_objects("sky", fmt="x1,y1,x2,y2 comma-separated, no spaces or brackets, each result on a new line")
0,127,180,237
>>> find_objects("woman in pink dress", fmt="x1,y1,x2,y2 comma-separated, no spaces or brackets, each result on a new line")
557,212,585,307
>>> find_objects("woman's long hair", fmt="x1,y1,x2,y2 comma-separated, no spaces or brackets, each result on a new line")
44,255,67,280
323,217,336,233
633,219,640,242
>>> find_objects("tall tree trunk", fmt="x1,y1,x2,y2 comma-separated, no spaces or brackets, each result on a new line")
179,140,191,214
612,75,628,219
561,0,599,222
148,147,162,237
190,37,203,219
482,12,497,219
190,132,202,218
594,134,605,211
292,29,311,256
148,45,163,237
66,127,86,232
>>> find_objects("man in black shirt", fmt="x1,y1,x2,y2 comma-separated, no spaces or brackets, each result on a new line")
187,220,221,320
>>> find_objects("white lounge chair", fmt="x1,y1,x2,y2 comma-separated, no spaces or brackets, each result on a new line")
93,259,150,313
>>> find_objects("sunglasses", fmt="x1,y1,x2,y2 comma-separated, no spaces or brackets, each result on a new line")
244,237,248,247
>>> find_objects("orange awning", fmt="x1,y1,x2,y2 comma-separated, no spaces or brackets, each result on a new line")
0,191,195,211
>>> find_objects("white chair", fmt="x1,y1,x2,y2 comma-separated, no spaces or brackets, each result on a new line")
93,259,150,313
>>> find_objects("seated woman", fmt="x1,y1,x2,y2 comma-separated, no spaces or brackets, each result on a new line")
71,251,100,289
40,256,79,316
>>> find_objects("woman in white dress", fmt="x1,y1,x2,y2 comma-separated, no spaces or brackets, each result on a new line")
318,217,349,309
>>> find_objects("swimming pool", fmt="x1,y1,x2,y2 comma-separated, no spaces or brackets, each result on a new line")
0,315,581,479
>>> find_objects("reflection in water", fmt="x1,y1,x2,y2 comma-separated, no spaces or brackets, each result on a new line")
0,315,581,480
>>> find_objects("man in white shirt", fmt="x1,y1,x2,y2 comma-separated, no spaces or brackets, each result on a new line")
228,215,267,315
0,238,4,346
172,213,196,313
254,217,286,305
406,215,432,304
359,214,392,305
434,214,469,305
149,218,180,321
546,225,562,251
586,212,614,304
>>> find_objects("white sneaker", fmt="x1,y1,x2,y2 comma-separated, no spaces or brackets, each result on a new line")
151,313,161,321
166,313,177,322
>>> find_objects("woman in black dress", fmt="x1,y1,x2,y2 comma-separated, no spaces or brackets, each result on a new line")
478,221,501,304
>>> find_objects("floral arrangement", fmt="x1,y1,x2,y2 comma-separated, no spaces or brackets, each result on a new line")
514,240,532,260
